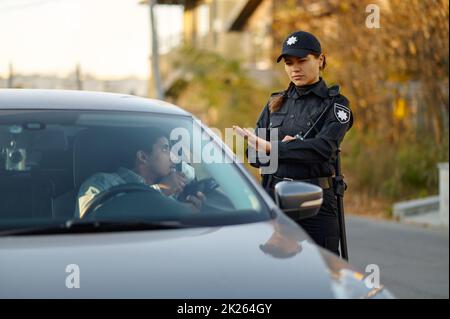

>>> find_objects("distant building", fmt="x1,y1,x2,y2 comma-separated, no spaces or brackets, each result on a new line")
151,0,277,97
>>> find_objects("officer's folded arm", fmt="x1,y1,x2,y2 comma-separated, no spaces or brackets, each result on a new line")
236,120,350,164
274,119,351,162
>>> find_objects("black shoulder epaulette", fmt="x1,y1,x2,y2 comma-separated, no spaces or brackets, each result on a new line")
328,85,340,97
270,91,284,97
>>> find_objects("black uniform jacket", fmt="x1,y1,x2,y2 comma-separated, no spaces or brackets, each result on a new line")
250,78,353,186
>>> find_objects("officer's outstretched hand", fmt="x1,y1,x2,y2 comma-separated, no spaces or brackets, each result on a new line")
233,126,271,153
282,135,296,142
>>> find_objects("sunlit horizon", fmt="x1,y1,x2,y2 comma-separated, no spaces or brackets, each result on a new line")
0,0,183,79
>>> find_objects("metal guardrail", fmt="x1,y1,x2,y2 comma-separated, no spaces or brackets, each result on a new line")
393,196,440,221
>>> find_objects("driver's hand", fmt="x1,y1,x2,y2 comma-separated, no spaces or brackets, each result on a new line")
186,191,206,213
158,172,188,196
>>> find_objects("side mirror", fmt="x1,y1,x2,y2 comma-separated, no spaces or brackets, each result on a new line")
274,181,323,220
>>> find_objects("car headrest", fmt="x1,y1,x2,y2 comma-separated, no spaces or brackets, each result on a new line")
73,128,129,191
32,129,68,151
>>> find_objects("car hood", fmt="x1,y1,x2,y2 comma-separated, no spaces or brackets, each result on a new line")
0,214,381,298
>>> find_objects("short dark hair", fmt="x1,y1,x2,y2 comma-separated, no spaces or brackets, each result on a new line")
118,127,169,169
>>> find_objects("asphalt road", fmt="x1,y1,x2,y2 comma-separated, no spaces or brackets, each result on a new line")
346,216,449,299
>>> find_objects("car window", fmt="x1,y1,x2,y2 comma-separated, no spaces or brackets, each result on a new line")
0,110,270,231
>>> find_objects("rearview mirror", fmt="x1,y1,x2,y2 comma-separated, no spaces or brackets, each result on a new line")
274,181,323,220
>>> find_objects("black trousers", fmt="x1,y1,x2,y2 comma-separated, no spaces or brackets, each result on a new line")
296,188,340,256
267,183,340,256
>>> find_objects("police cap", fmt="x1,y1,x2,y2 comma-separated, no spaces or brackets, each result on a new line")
277,31,322,63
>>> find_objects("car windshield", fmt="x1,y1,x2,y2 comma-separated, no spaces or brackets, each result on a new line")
0,109,270,232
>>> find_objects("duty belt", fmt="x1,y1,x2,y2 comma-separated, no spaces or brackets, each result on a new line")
271,175,333,189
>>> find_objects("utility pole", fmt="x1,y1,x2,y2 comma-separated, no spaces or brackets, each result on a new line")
7,62,14,88
140,0,165,100
75,63,83,90
149,0,165,100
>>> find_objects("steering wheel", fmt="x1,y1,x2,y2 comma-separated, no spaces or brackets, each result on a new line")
199,188,236,214
82,183,158,218
82,182,236,219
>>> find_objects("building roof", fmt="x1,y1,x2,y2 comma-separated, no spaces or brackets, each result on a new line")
228,0,263,31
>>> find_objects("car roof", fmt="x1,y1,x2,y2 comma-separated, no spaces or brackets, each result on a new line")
0,89,191,116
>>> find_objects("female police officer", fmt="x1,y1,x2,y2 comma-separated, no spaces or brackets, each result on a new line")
234,31,353,256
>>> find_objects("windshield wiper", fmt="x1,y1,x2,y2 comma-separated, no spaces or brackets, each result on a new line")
0,219,192,236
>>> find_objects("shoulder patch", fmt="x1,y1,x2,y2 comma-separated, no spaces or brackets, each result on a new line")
334,103,351,124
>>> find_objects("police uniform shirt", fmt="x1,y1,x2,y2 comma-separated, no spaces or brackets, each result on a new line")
252,78,352,180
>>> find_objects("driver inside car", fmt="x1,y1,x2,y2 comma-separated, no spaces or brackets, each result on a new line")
76,127,205,218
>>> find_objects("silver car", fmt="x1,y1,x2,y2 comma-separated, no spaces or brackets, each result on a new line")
0,89,393,299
